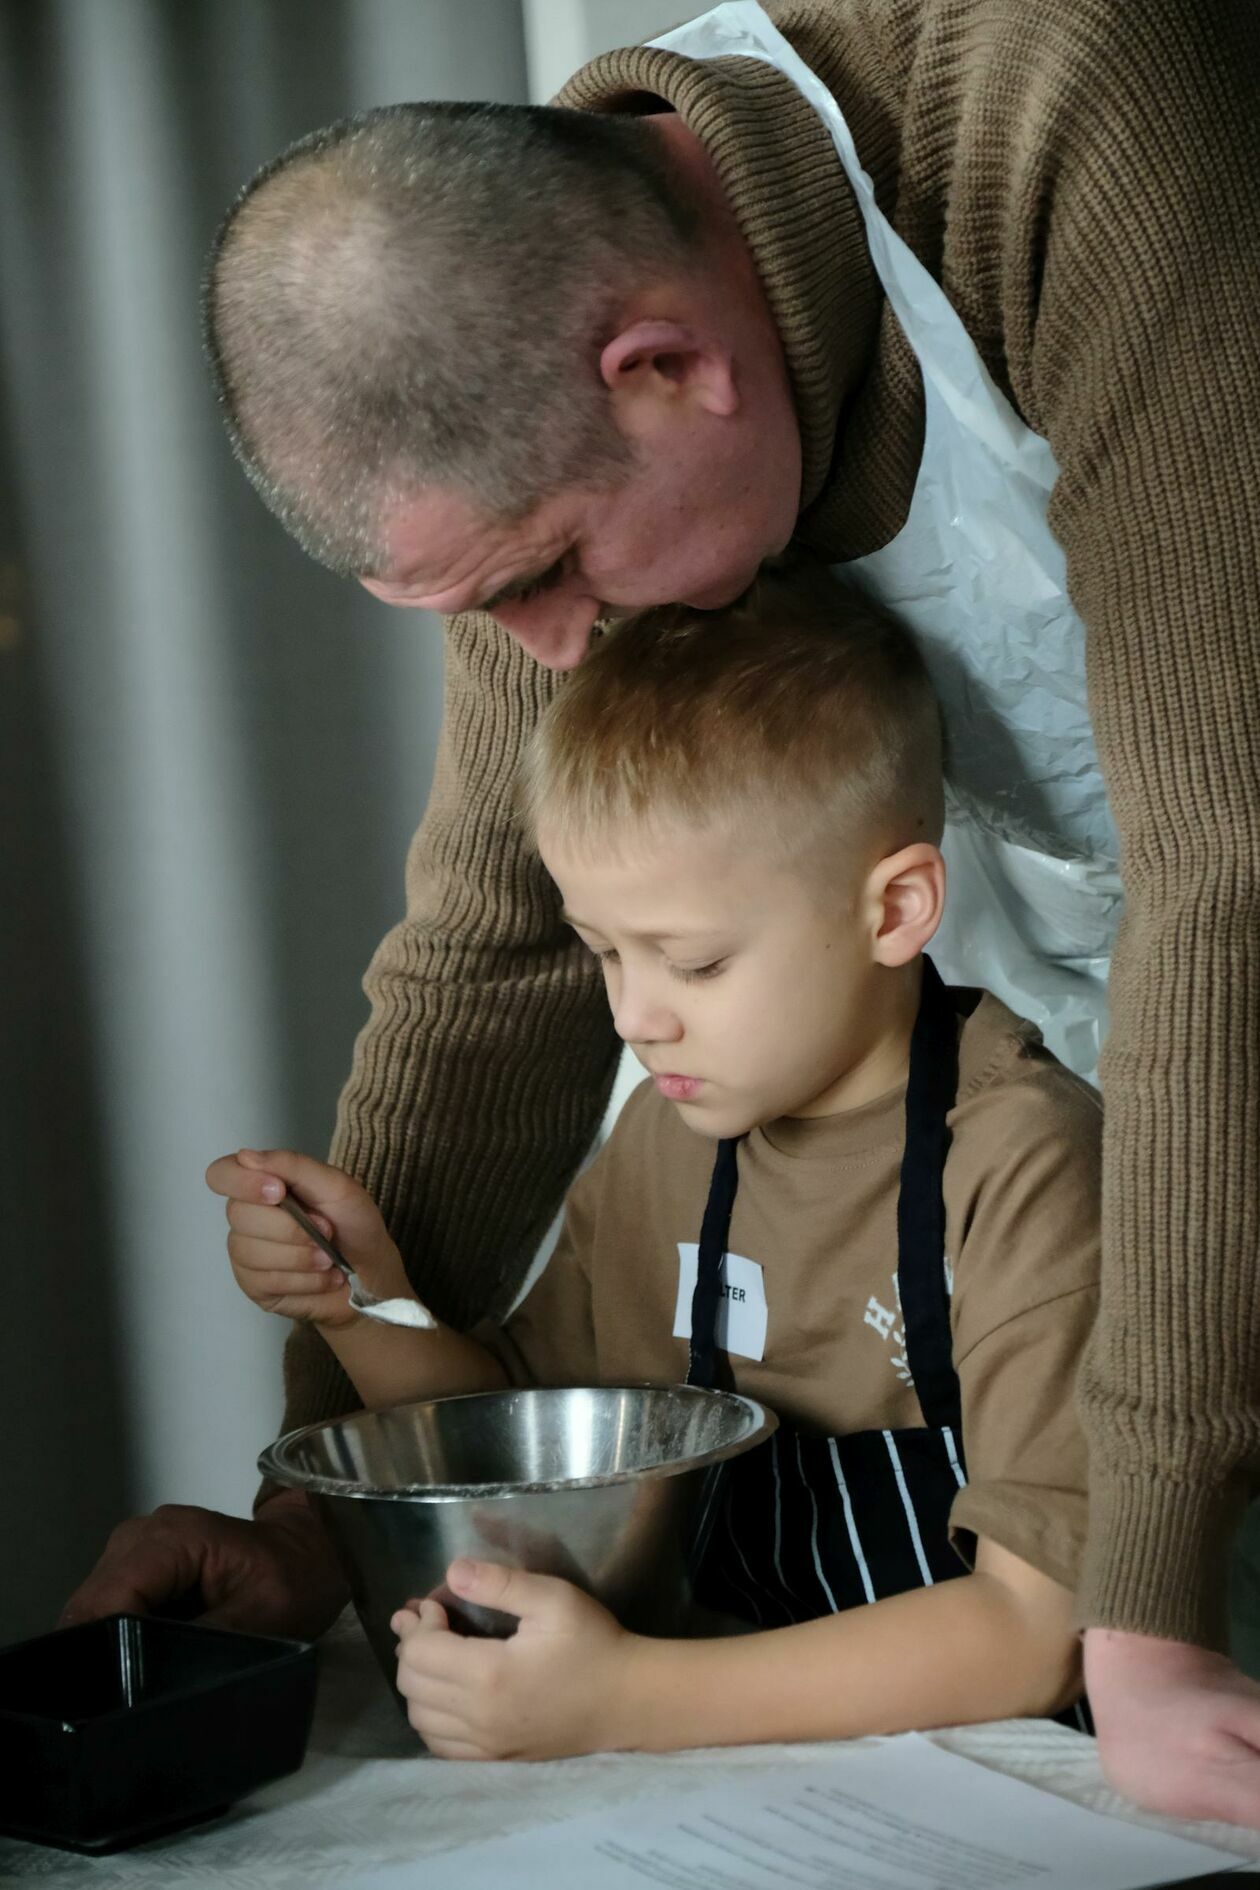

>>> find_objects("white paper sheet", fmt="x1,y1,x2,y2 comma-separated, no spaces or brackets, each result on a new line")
355,1736,1240,1890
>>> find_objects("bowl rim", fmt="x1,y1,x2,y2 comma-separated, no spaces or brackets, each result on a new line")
257,1383,779,1501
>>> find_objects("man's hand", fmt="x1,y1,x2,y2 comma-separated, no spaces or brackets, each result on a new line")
392,1559,638,1760
60,1490,348,1642
1086,1627,1260,1828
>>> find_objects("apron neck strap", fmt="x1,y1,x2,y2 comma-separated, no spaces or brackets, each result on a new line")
688,1135,741,1390
896,955,962,1430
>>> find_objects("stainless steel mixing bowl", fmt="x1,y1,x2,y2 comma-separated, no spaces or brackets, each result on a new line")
259,1384,777,1685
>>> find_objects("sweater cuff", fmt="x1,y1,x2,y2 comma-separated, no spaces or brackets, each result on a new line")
1076,1470,1248,1650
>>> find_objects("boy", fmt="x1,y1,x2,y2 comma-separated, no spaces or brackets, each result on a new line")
209,564,1100,1759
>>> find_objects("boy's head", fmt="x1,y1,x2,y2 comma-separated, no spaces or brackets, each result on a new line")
521,560,947,1136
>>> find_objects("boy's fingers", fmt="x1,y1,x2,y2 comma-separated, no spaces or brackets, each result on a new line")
207,1151,366,1218
234,1269,344,1302
405,1708,483,1760
231,1272,345,1304
227,1236,344,1288
225,1201,335,1250
227,1228,321,1268
205,1155,295,1212
205,1153,264,1200
395,1637,483,1690
402,1598,449,1633
446,1558,575,1627
235,1148,367,1214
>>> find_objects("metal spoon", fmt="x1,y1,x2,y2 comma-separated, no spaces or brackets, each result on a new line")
278,1194,438,1330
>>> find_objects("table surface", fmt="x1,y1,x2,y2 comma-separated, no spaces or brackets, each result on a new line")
6,1611,1260,1887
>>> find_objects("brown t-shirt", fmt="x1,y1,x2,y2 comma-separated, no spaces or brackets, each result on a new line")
477,992,1101,1593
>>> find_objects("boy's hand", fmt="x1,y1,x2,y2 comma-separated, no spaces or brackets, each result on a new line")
392,1560,638,1760
205,1147,410,1328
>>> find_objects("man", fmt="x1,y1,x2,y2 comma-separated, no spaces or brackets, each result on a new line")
66,0,1260,1827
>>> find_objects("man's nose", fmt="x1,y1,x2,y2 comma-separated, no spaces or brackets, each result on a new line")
490,592,602,671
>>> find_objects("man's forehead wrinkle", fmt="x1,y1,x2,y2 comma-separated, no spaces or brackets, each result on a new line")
394,534,533,611
384,496,504,585
387,501,569,605
404,525,518,593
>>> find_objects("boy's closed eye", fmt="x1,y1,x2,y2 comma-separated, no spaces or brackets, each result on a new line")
578,939,727,983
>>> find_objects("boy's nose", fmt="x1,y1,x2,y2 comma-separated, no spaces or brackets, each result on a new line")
611,984,682,1048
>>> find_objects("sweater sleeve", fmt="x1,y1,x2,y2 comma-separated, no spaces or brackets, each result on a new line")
276,608,621,1439
755,0,1260,1640
470,1154,601,1390
1015,2,1260,1644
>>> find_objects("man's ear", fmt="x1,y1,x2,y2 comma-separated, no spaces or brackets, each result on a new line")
599,320,739,418
867,844,946,967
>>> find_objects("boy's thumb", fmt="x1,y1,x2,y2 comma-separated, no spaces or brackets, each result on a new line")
446,1559,572,1627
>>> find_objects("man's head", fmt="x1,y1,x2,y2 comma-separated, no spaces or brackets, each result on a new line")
205,103,801,668
520,562,947,1136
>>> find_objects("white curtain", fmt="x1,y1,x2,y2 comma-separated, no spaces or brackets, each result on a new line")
0,0,687,1644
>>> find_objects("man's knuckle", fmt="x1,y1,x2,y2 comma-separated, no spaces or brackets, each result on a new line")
158,1504,223,1551
150,1502,197,1528
104,1515,145,1552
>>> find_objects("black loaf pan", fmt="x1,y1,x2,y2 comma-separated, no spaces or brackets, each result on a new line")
0,1612,316,1853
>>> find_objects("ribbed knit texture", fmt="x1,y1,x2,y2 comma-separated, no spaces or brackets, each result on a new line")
285,0,1260,1647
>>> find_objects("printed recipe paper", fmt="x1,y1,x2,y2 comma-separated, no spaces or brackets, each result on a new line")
355,1734,1240,1889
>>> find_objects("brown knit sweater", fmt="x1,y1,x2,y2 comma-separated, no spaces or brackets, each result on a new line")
283,0,1260,1648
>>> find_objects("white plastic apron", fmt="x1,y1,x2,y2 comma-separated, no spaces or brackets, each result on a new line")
651,2,1123,1083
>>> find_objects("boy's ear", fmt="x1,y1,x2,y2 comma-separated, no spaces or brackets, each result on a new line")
867,844,946,967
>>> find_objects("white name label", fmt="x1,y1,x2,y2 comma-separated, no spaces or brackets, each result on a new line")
673,1243,767,1362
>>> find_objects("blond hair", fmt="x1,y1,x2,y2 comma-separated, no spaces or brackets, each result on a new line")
520,562,945,877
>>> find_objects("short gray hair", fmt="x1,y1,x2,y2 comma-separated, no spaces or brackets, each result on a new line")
204,103,699,577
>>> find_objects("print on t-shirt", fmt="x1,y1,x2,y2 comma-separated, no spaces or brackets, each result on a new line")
864,1258,954,1386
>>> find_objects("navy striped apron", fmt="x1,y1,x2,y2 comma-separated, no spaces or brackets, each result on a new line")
685,956,1091,1730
